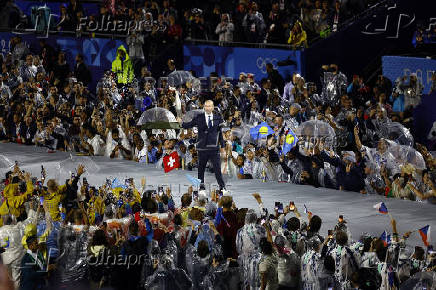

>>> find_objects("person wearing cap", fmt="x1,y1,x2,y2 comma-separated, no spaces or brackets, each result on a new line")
19,235,48,290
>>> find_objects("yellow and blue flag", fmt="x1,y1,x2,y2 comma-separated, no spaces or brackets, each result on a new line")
250,122,274,140
282,129,298,155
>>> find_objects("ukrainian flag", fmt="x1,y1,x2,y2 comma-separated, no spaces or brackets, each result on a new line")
282,130,298,155
250,122,274,140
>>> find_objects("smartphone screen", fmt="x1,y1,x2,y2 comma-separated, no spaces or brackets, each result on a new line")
275,202,280,210
277,202,284,214
39,196,44,206
289,201,295,211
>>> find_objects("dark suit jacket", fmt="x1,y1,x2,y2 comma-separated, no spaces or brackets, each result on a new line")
22,123,37,144
8,122,26,141
19,253,47,290
182,112,225,150
74,62,92,86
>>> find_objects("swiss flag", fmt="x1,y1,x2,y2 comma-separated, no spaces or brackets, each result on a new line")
163,151,180,173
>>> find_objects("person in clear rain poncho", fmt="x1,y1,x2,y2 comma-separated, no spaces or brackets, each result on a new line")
236,209,266,288
144,253,192,290
301,237,324,290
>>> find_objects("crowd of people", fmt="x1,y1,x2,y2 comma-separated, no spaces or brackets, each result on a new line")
4,0,380,46
0,15,436,288
0,162,435,289
1,38,435,201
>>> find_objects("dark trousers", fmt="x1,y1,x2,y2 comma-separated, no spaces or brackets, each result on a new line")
198,149,225,189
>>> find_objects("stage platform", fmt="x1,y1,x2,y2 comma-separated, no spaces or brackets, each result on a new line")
1,143,434,248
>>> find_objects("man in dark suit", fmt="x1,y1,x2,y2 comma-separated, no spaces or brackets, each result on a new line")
178,100,226,190
74,54,91,87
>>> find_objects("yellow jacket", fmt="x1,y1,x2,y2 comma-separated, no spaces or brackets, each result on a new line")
87,195,105,225
112,187,141,207
43,185,67,222
287,23,307,47
111,45,134,84
0,182,34,219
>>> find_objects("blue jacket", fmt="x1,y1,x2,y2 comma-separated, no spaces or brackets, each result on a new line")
182,112,225,150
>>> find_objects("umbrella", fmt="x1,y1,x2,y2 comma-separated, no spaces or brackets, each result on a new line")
296,120,335,137
57,154,100,180
380,122,414,147
167,71,195,87
296,120,336,146
137,107,180,129
385,140,426,170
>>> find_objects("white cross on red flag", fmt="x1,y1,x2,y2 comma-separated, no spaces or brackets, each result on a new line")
163,151,180,173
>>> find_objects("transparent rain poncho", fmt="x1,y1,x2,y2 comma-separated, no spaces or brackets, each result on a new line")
56,154,100,180
56,225,91,284
202,260,241,290
185,243,211,289
182,109,204,123
231,126,252,146
321,72,347,105
399,271,436,290
143,253,192,290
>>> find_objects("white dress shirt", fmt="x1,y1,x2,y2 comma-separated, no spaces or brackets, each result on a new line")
205,113,213,127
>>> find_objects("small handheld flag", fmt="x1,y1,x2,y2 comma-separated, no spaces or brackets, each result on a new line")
249,122,274,140
282,129,298,155
163,151,180,173
185,174,202,187
112,178,127,189
373,202,388,214
380,230,391,247
303,204,312,215
418,225,431,247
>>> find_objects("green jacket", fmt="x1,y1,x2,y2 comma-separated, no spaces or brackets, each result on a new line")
111,45,134,84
